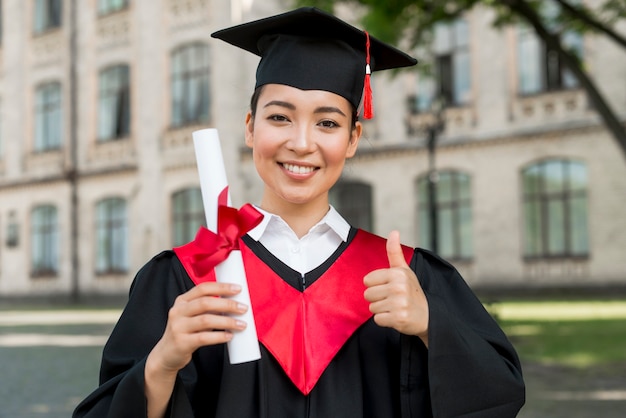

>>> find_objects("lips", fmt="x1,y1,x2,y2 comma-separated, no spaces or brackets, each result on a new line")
281,163,318,174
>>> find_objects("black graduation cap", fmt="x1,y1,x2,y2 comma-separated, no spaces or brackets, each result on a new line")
211,7,417,119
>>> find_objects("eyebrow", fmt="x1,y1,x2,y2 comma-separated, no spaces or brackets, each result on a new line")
264,100,295,110
264,101,346,117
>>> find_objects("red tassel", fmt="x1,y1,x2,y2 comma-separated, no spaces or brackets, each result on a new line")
363,31,374,119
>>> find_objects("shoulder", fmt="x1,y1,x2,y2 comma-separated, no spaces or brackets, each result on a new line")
128,250,192,297
352,228,414,260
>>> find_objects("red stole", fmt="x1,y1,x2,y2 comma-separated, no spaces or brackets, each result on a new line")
174,229,414,395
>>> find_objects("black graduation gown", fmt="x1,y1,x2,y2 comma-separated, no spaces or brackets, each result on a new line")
73,228,525,418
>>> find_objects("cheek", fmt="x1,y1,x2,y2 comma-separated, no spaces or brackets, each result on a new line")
251,135,279,171
323,143,353,167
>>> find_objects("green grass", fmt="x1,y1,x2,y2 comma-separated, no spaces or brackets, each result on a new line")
488,299,626,368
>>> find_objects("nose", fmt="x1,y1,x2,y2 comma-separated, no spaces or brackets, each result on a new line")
287,124,315,154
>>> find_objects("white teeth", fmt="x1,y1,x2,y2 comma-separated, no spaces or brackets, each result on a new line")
283,163,315,174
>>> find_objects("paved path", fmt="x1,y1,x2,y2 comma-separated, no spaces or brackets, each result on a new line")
0,309,119,418
1,308,625,417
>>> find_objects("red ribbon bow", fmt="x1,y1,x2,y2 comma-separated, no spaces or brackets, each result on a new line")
188,188,263,277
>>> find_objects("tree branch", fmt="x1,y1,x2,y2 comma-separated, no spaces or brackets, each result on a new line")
553,0,626,49
503,0,626,159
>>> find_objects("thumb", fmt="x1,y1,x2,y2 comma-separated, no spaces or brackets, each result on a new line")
386,230,408,268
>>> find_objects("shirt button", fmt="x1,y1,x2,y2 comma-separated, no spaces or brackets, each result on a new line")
291,245,300,253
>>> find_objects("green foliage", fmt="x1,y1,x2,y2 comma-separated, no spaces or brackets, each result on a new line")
293,0,626,49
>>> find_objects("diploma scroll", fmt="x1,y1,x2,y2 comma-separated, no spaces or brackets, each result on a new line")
192,128,261,364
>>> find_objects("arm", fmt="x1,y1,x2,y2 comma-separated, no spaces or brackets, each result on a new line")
144,281,246,418
73,252,247,418
364,232,525,417
411,249,525,417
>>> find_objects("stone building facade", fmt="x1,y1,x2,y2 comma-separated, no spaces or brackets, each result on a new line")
0,0,624,298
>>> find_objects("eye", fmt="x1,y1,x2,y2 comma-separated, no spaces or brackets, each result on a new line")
268,114,290,123
318,119,339,129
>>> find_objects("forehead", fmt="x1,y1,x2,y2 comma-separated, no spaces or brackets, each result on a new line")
258,84,353,111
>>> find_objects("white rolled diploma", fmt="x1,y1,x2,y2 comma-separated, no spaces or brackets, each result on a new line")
192,128,261,364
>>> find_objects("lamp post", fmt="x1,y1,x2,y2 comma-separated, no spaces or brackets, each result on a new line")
426,96,446,254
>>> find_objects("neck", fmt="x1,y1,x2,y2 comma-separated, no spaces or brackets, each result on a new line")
260,199,330,239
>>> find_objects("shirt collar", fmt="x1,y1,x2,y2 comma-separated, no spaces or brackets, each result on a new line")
247,205,350,242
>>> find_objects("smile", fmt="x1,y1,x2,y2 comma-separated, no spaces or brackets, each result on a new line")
281,163,317,174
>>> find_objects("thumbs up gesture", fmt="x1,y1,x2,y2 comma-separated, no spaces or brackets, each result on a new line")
363,230,429,346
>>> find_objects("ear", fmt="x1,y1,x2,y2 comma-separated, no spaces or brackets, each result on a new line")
345,121,362,159
244,111,254,149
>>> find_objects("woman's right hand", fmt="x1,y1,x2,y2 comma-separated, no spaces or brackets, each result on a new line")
144,282,247,417
148,281,248,375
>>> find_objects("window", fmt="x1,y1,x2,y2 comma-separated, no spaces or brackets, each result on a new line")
172,187,205,247
34,0,62,34
31,205,58,275
171,43,210,127
417,171,472,259
98,65,130,141
522,159,588,258
95,197,128,273
413,19,470,113
329,181,373,231
98,0,129,15
34,82,62,151
517,2,583,94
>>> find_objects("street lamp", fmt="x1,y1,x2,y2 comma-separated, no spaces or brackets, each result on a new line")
426,96,446,254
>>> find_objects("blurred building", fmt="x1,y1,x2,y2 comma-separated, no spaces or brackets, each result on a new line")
0,0,625,298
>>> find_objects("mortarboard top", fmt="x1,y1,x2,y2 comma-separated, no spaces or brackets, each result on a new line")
211,7,417,119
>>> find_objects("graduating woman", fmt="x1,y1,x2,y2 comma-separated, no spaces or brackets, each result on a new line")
74,7,525,418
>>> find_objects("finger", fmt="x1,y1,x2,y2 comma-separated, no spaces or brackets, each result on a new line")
189,313,247,334
179,281,242,302
386,230,408,268
363,283,387,303
363,268,390,288
184,295,248,318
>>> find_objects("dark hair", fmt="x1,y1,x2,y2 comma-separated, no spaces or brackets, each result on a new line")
249,86,359,129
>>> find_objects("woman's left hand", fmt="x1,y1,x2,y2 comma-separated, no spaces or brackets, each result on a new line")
363,230,429,346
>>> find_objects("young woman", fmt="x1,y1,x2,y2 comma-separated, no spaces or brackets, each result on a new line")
74,7,525,418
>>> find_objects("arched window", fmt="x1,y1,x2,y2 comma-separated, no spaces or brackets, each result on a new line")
329,181,373,231
417,170,472,259
522,159,588,258
98,65,131,141
171,43,210,127
31,204,58,276
172,187,205,246
34,81,62,151
95,197,128,273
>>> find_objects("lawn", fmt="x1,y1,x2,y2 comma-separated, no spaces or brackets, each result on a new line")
488,300,626,368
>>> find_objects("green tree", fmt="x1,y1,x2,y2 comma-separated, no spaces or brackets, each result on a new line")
296,0,626,158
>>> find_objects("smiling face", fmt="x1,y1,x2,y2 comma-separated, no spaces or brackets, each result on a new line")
245,84,362,217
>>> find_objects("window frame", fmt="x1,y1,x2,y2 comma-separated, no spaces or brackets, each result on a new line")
171,187,206,247
31,204,58,277
34,81,62,152
33,0,62,34
432,18,471,107
170,42,211,128
417,170,473,260
329,181,373,231
98,0,129,16
522,159,589,259
95,197,128,274
97,64,131,142
516,2,584,95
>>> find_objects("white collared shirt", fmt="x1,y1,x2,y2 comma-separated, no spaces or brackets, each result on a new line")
246,205,350,275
